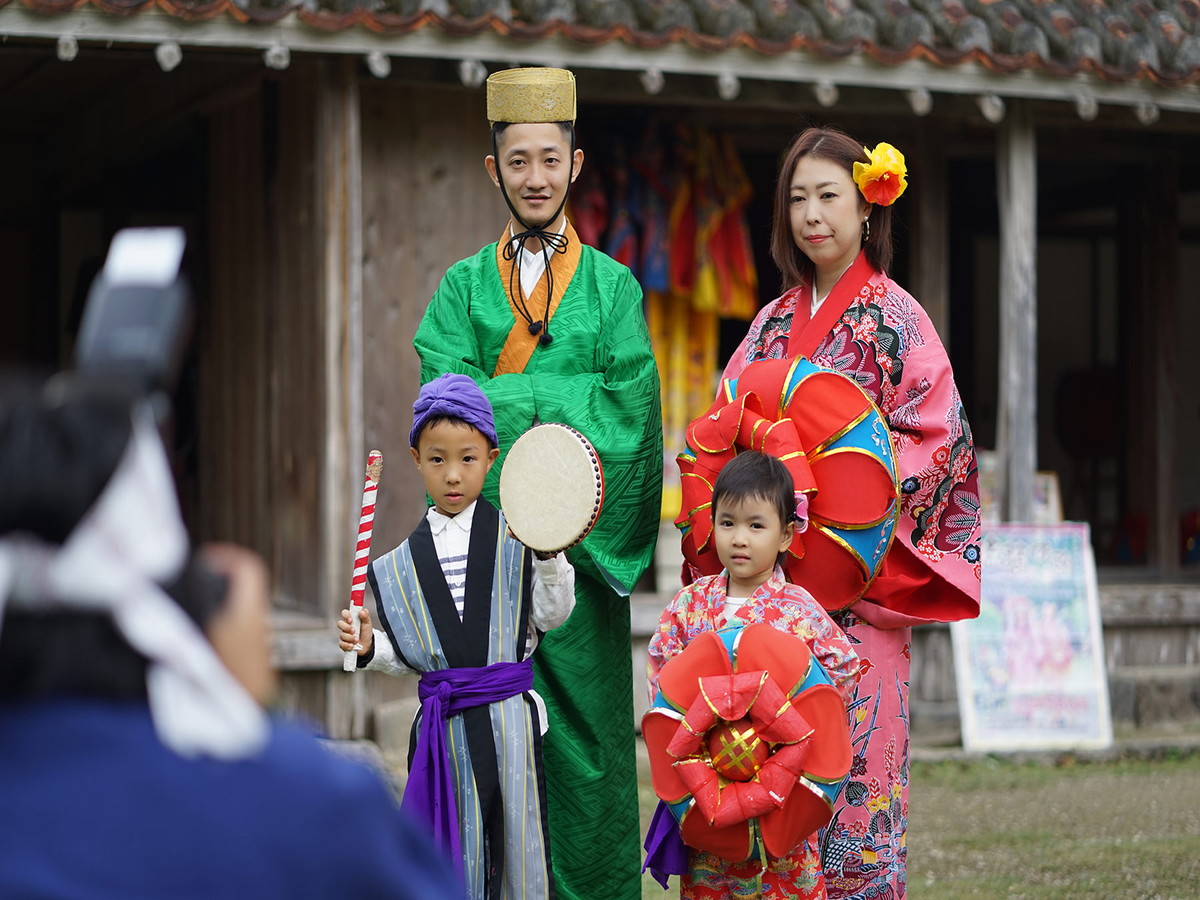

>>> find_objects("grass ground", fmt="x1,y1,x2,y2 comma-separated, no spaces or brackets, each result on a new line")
907,752,1200,899
638,740,1200,899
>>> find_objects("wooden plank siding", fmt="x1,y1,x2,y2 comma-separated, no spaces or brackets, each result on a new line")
275,65,329,614
201,66,328,614
202,87,273,563
358,79,509,557
198,72,512,737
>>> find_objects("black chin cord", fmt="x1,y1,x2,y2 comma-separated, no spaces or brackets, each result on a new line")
493,128,576,347
501,230,567,346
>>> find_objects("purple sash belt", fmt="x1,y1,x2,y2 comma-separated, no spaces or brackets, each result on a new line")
401,658,534,878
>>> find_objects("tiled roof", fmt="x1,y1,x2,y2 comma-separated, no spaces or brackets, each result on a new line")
4,0,1199,87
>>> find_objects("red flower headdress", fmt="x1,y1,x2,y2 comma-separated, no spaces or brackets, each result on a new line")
676,356,900,612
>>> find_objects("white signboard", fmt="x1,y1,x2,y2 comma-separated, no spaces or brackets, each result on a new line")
951,523,1112,752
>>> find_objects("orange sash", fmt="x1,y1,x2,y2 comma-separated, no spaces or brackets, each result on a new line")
492,221,582,377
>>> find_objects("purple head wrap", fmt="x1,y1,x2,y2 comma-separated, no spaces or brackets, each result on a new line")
409,373,498,449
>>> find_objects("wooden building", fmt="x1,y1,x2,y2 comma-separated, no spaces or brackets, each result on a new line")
2,0,1197,738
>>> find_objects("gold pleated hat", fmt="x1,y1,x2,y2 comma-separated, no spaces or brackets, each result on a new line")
486,67,576,126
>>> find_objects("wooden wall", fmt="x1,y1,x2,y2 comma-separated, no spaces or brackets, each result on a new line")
198,68,511,736
358,79,509,558
202,65,326,613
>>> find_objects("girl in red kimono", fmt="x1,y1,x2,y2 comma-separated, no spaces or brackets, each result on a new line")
721,127,982,900
649,451,862,899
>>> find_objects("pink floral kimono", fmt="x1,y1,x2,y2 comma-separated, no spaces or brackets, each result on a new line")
722,252,982,899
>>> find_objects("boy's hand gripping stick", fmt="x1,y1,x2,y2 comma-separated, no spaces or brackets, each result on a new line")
344,451,383,672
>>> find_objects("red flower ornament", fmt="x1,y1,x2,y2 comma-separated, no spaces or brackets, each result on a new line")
643,624,854,863
676,356,900,612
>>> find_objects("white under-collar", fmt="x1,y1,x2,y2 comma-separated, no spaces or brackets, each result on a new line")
426,500,477,536
509,219,568,300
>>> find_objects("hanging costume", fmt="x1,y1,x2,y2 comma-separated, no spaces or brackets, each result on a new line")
722,250,982,899
412,67,663,900
369,497,555,900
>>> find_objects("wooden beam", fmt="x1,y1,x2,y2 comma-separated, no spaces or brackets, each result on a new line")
5,7,1200,115
996,102,1038,523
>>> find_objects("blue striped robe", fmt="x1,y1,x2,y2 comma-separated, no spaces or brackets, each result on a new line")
368,497,554,900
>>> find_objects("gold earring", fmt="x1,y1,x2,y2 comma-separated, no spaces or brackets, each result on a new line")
862,218,871,243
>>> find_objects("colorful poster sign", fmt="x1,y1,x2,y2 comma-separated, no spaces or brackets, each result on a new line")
951,523,1112,752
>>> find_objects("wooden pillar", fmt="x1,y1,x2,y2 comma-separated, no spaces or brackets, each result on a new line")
910,126,950,342
317,58,366,737
996,102,1038,523
1147,147,1180,574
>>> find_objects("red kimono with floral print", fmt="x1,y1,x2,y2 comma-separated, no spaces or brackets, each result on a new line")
648,567,861,900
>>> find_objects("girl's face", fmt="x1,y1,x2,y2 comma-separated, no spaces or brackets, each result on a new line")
713,494,795,598
787,155,871,284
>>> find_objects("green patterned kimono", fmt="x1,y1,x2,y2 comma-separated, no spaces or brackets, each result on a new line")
415,226,663,900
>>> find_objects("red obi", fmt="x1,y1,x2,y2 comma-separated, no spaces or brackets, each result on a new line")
642,624,853,863
676,356,900,612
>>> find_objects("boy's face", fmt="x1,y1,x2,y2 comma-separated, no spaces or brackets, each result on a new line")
484,122,583,231
410,419,499,517
713,494,795,598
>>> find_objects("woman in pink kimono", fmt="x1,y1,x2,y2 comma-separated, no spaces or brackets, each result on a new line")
721,126,982,899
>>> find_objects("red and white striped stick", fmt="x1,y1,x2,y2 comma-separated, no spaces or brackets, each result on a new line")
344,450,383,672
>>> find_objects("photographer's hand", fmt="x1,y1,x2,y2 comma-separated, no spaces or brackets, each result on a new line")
198,543,278,706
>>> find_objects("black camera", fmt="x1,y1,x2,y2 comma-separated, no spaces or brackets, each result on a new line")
71,227,227,613
74,227,192,406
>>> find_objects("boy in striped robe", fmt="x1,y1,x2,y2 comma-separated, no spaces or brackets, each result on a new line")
339,373,574,900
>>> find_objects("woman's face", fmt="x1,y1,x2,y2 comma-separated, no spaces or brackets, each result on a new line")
787,155,871,283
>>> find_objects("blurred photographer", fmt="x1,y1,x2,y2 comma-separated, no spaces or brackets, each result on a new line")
0,232,462,898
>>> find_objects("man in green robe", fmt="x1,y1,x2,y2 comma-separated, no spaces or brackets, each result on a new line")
413,67,662,900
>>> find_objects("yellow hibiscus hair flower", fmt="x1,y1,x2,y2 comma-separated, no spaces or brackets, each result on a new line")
853,142,908,206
